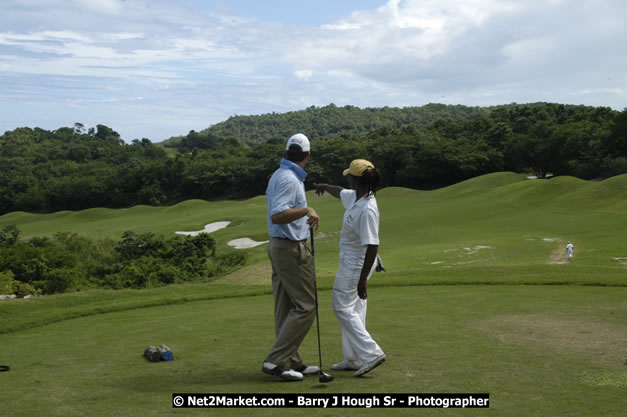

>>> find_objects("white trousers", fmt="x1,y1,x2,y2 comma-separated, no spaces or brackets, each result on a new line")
332,260,384,364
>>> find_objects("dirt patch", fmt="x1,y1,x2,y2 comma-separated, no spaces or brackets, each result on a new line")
548,246,568,264
611,257,627,268
472,313,627,368
581,370,627,388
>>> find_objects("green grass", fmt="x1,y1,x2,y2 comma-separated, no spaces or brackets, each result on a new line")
1,286,625,416
0,172,626,416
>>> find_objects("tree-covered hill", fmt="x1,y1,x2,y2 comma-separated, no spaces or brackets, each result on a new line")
1,103,626,215
161,103,491,147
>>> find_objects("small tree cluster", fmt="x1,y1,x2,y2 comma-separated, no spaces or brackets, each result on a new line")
0,225,246,296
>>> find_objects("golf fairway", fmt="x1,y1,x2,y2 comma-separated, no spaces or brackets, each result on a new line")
0,172,625,416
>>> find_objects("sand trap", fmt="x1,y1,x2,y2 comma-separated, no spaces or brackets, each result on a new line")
228,238,269,249
461,245,494,255
174,221,268,249
527,175,554,180
175,221,231,236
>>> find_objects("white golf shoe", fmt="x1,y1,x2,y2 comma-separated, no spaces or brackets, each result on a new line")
354,354,386,377
331,359,361,371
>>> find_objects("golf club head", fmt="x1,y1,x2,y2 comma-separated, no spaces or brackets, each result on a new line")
319,371,334,383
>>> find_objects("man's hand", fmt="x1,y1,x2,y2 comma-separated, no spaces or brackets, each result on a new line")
271,207,321,226
314,183,326,196
306,207,320,229
357,279,368,299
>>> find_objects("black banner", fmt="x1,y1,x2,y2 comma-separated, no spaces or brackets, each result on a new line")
172,393,490,408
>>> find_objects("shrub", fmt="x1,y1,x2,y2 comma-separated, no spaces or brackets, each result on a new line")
114,231,164,260
0,270,14,294
13,282,40,298
44,268,76,294
0,224,20,248
169,233,216,259
0,230,246,294
107,257,189,289
217,251,248,273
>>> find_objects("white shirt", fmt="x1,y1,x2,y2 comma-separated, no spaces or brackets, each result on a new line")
339,189,379,270
566,243,574,252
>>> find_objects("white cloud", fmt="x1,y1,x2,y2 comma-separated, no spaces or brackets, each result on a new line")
105,32,145,41
282,0,626,105
321,22,361,30
0,0,626,141
294,70,314,81
72,0,124,14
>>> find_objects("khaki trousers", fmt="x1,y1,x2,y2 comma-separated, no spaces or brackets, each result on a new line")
264,237,316,368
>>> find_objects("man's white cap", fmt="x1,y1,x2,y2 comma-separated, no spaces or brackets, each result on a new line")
286,133,310,152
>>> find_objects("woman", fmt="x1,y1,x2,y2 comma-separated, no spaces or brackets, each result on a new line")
314,159,386,377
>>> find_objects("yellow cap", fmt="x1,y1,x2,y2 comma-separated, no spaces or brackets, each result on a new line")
343,159,374,177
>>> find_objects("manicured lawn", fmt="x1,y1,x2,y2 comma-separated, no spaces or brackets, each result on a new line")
1,285,624,416
1,173,625,416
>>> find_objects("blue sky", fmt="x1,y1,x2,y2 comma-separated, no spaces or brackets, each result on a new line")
1,0,626,142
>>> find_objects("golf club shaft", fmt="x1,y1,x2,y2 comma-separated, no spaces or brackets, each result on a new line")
310,228,323,371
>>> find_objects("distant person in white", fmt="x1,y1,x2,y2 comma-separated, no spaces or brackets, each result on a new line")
314,159,386,377
566,242,574,260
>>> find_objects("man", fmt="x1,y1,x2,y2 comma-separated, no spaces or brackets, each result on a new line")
262,133,321,381
566,241,574,261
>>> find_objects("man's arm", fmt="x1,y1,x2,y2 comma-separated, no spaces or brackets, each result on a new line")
314,183,344,199
357,244,378,299
271,207,320,228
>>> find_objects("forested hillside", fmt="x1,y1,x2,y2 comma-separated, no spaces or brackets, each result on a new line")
197,103,490,146
1,103,626,215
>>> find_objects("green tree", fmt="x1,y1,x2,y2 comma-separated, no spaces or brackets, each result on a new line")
0,224,19,248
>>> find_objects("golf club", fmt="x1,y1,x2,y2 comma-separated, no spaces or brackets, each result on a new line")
310,228,334,383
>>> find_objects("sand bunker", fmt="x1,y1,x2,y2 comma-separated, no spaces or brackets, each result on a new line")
527,175,554,180
174,221,269,249
175,221,231,236
462,245,494,255
228,238,269,249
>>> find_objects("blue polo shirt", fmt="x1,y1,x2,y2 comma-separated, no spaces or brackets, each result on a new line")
266,159,309,241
